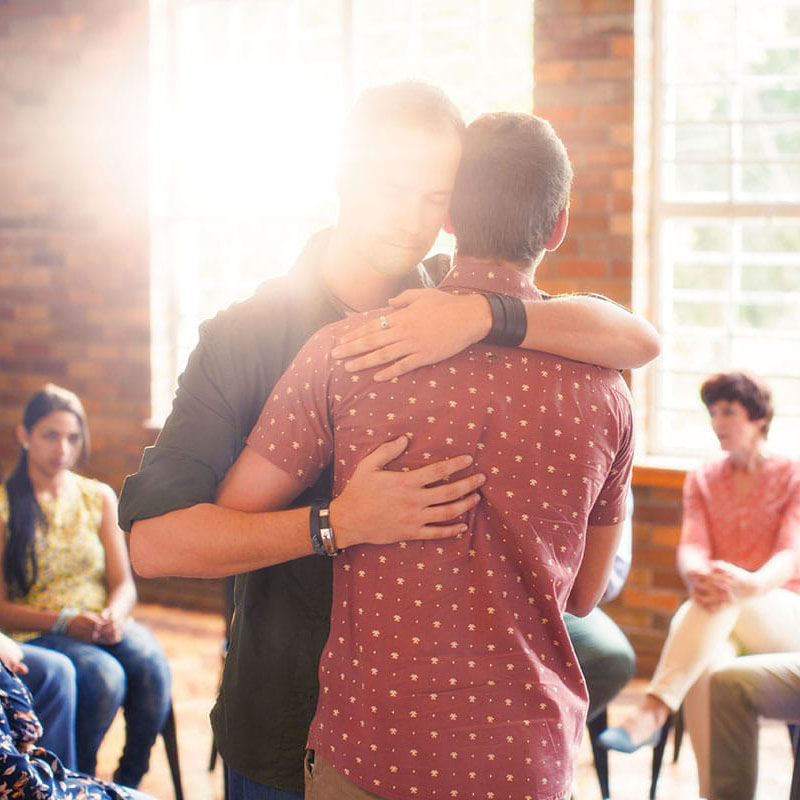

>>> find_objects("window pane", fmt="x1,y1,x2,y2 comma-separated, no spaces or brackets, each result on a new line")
653,0,800,459
659,370,714,411
742,122,800,157
667,220,732,254
664,124,729,160
771,376,800,414
742,220,800,252
662,332,729,371
732,336,800,375
740,264,800,292
422,0,478,21
672,163,730,195
654,409,719,455
674,301,727,327
739,162,800,198
673,262,729,290
663,86,731,123
743,85,800,117
743,47,800,76
738,302,800,330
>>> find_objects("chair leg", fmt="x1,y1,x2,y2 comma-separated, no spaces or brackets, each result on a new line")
672,704,684,763
649,714,674,800
789,723,800,750
791,724,800,800
587,709,611,800
161,703,184,800
208,736,218,772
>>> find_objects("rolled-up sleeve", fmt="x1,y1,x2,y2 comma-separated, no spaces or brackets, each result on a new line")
119,312,271,531
678,469,712,561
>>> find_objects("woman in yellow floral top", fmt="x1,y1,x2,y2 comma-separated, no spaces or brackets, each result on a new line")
0,384,171,789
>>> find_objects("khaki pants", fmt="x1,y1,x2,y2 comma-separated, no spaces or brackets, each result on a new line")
709,653,800,800
648,588,800,797
304,750,571,800
304,751,385,800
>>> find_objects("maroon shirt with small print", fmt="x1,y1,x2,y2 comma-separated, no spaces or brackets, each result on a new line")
247,261,634,800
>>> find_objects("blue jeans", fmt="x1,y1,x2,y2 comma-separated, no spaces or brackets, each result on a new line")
228,767,304,800
19,643,78,769
28,619,172,787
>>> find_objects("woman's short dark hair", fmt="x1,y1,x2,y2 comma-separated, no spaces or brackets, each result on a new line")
700,372,774,436
449,112,573,264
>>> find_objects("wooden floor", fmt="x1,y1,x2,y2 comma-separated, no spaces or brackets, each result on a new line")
96,604,795,800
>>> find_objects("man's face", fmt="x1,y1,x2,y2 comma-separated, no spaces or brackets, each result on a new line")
337,124,462,277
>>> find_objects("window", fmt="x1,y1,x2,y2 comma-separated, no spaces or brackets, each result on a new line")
648,0,800,457
149,0,533,422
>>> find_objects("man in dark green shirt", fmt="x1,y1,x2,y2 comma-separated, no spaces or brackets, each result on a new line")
121,82,659,798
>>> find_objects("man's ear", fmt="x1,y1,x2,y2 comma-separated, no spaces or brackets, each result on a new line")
442,214,454,235
545,207,569,252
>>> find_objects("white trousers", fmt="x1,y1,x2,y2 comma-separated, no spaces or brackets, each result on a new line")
648,589,800,798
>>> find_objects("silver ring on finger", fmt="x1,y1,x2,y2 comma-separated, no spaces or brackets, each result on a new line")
379,314,390,330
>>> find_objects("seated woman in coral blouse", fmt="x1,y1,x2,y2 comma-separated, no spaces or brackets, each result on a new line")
600,372,800,797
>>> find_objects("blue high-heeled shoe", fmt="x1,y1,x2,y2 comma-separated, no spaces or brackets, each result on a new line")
597,725,661,753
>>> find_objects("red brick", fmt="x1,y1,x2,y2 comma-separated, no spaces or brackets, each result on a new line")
571,191,610,213
611,212,633,235
612,34,635,57
535,37,611,61
581,0,634,13
622,586,683,614
580,103,631,123
579,58,633,81
651,525,681,547
559,124,611,146
535,60,580,83
612,169,634,190
612,191,633,211
530,104,581,125
610,258,633,278
610,123,634,146
568,212,610,235
554,258,607,278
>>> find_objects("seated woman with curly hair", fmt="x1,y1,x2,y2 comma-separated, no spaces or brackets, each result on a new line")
600,372,800,798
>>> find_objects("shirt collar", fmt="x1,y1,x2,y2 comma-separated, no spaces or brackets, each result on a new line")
439,258,542,301
288,227,439,315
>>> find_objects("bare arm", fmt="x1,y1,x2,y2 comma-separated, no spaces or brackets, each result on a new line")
94,485,138,644
0,524,60,635
331,288,660,380
567,522,624,617
130,436,484,579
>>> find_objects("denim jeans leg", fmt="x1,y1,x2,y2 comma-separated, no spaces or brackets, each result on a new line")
19,643,78,769
228,767,305,800
104,620,172,789
27,633,126,776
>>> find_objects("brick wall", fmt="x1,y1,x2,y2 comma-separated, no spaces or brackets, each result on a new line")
533,0,689,678
1,1,687,667
0,1,222,612
533,0,635,306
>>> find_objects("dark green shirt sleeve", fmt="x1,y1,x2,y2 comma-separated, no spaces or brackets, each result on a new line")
118,314,247,531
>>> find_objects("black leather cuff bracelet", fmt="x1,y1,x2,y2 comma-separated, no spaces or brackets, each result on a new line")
481,293,527,348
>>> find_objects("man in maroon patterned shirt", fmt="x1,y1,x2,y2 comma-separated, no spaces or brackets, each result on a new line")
219,113,634,800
